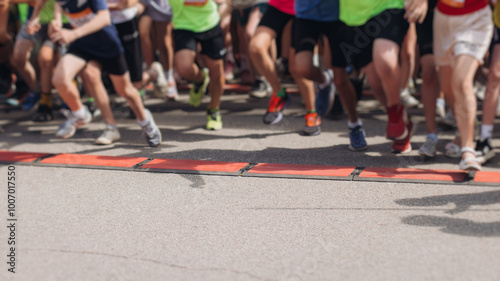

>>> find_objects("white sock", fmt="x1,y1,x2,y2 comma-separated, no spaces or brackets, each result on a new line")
481,124,494,140
436,98,445,108
137,115,150,127
166,69,174,82
72,107,87,119
319,70,332,89
348,119,363,129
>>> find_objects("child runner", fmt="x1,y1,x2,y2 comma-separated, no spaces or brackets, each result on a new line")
169,0,226,130
475,0,500,165
434,0,493,170
339,0,428,153
249,0,317,134
294,0,367,147
28,0,162,146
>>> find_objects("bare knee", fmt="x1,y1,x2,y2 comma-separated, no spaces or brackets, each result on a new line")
51,71,70,91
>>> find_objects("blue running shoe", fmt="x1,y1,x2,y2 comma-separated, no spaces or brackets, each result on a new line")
348,126,368,151
21,92,40,111
315,70,335,116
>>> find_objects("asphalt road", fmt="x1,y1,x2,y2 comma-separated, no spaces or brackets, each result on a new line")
0,89,499,280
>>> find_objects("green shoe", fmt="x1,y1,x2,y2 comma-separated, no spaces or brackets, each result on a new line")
189,68,210,107
206,109,222,130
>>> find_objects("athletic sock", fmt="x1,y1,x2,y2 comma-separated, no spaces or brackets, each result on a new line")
481,124,494,140
319,70,332,89
427,133,438,143
348,119,363,129
137,114,150,127
306,109,316,114
40,92,52,107
72,107,87,119
276,88,286,98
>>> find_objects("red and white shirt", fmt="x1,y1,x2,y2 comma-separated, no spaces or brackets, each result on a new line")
437,0,488,15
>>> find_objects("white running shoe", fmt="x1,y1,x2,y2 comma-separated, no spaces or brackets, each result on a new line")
140,109,162,147
96,124,121,145
418,137,437,157
151,62,168,98
400,88,420,108
55,106,92,139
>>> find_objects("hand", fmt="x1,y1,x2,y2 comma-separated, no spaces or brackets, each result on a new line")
48,19,62,37
50,28,78,44
404,0,428,24
26,16,41,35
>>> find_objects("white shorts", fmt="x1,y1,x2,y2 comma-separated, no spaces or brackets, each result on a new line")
433,6,493,66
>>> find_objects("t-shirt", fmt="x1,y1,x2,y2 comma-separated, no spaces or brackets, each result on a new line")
57,0,123,58
295,0,339,22
168,0,220,33
437,0,488,16
339,0,404,27
25,0,69,25
269,0,295,15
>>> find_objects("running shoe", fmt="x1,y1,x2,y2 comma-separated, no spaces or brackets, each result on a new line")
189,68,210,107
55,106,92,139
315,69,335,116
392,118,413,153
151,62,168,99
302,112,321,136
140,109,162,147
400,88,420,108
348,126,368,151
387,104,409,140
475,137,495,164
263,90,290,125
206,109,223,130
166,80,179,101
249,78,272,99
32,104,53,122
438,110,457,127
435,99,446,118
418,137,437,157
96,124,121,145
21,91,40,110
459,147,482,171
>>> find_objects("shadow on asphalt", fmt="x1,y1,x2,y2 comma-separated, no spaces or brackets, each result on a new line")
396,190,500,237
401,215,500,237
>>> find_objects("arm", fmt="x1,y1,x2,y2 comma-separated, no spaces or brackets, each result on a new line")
48,1,62,36
26,0,49,34
50,9,111,44
404,0,428,24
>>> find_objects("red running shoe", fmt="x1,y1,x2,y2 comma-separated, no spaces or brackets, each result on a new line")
387,104,409,140
392,118,413,153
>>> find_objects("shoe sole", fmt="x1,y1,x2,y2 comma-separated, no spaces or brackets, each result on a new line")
301,128,321,136
348,145,368,151
264,112,283,125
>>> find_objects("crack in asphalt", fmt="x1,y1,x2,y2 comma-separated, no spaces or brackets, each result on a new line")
22,248,273,281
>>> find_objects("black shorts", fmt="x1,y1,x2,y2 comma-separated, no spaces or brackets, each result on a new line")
115,18,143,83
294,18,348,68
237,3,268,26
494,27,500,45
340,9,410,69
173,24,226,60
416,7,436,56
258,5,294,36
67,46,129,76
